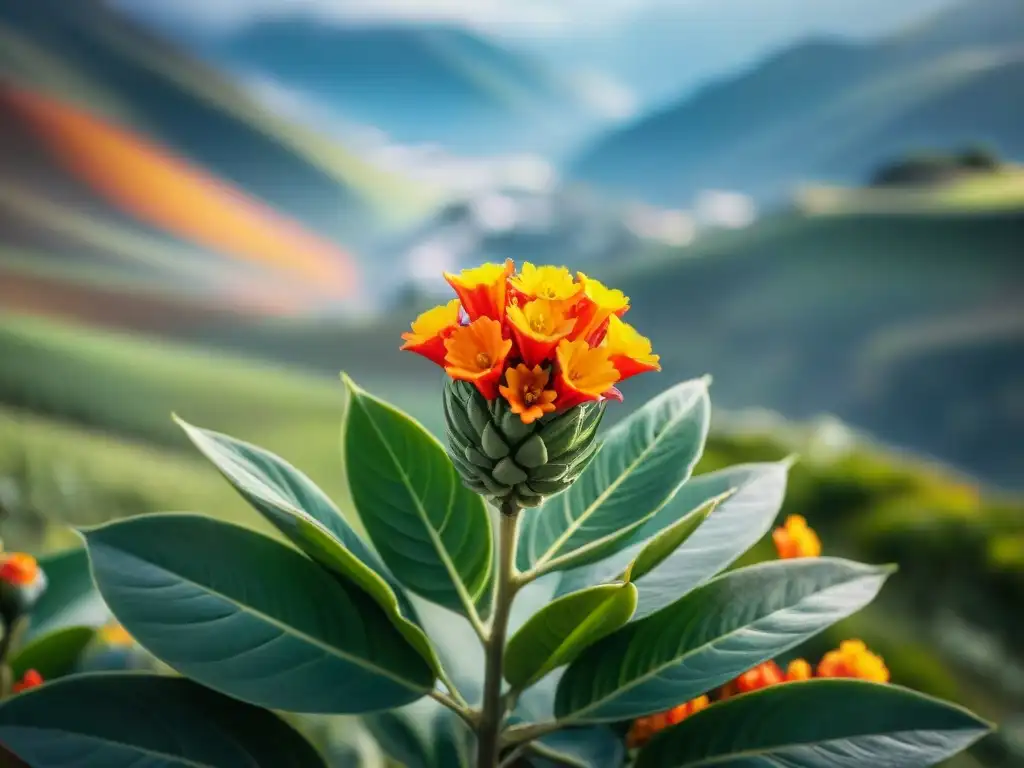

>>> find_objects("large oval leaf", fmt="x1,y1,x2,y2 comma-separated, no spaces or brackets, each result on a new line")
341,376,493,621
555,558,893,722
28,548,108,642
9,626,96,681
175,418,438,672
635,679,991,768
555,461,789,604
630,460,791,619
505,582,637,690
519,378,710,575
0,672,327,767
83,513,435,713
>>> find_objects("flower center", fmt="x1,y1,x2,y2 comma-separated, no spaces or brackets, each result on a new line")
475,352,492,370
569,369,581,382
541,287,558,299
523,386,540,405
529,314,548,334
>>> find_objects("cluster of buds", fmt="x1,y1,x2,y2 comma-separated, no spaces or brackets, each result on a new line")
628,515,888,749
402,261,660,508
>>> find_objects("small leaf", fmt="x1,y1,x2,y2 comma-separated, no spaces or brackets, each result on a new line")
9,626,96,681
83,514,435,713
519,378,711,574
505,582,638,690
622,491,732,583
0,672,328,767
634,679,991,768
28,548,107,641
555,558,893,722
342,376,493,619
175,418,439,673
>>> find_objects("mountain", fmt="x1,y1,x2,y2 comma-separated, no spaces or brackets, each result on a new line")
514,0,957,110
183,20,596,156
0,0,438,317
570,0,1024,206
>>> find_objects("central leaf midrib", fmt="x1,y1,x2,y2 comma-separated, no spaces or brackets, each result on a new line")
563,571,883,721
535,391,702,568
94,541,430,693
352,393,486,620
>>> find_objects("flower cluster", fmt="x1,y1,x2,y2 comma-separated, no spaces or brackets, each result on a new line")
401,261,659,424
627,515,888,749
772,514,822,559
0,553,40,586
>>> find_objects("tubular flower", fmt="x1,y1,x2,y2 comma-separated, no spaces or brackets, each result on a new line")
499,364,558,425
604,314,661,380
508,262,582,305
570,272,629,344
444,259,514,322
772,514,822,559
444,317,512,400
12,669,43,694
401,299,462,366
506,298,577,367
402,261,658,506
817,640,890,683
554,338,621,410
626,695,710,749
786,658,814,681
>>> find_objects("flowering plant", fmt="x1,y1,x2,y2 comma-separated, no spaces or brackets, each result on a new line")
0,263,990,768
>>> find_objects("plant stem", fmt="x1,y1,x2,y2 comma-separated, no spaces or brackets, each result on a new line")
477,501,520,768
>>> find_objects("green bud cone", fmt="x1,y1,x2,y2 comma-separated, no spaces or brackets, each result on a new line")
444,380,605,508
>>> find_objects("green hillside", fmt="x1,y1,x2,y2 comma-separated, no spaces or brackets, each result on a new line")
570,0,1024,205
0,312,1020,766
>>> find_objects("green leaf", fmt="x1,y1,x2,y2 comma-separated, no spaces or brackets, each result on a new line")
505,583,638,690
365,709,434,768
555,558,893,722
82,513,435,713
629,461,792,619
634,679,991,768
28,548,108,641
519,378,711,575
175,417,440,673
527,727,626,768
0,672,328,767
341,375,493,620
623,491,732,583
9,626,96,681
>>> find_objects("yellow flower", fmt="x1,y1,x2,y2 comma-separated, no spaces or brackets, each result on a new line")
554,338,620,409
400,299,461,366
509,262,581,303
499,364,558,425
570,273,629,344
444,259,514,322
98,621,135,647
817,640,890,683
506,298,577,367
772,514,822,559
444,317,513,399
604,314,660,381
786,658,813,681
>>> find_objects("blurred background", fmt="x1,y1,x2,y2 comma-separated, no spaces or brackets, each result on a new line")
0,0,1021,764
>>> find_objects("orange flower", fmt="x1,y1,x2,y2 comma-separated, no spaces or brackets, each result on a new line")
0,553,39,586
817,640,889,683
786,658,813,681
735,660,785,694
506,298,577,367
626,695,710,749
499,364,558,424
569,273,629,345
604,315,660,381
12,669,43,694
444,317,513,399
508,263,582,306
401,299,462,366
772,515,822,559
554,338,620,410
444,260,513,322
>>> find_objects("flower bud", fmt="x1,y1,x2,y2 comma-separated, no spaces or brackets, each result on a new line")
12,669,43,694
0,553,47,627
444,379,604,509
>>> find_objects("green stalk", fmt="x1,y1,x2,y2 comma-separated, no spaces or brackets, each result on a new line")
477,501,521,767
